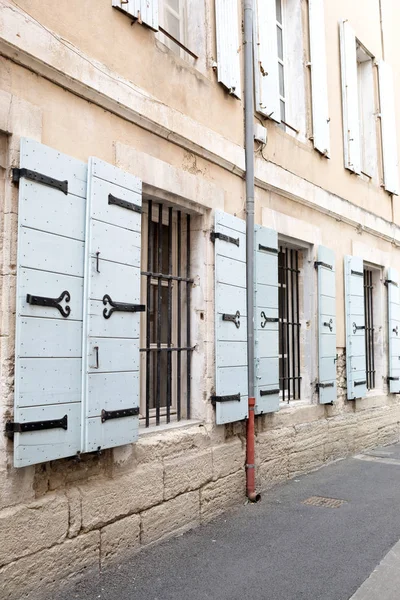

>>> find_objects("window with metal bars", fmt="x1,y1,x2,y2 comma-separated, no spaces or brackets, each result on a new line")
140,200,192,426
364,268,375,390
278,247,301,401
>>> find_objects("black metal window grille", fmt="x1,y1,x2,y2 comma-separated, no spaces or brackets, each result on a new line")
140,200,193,426
364,268,375,390
278,247,301,402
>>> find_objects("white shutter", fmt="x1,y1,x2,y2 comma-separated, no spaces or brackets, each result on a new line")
215,0,242,99
12,139,86,467
213,210,248,424
309,0,330,156
254,0,280,121
344,256,366,399
339,20,361,174
316,246,336,404
387,268,400,393
254,226,279,414
82,159,142,453
378,61,399,195
112,0,159,31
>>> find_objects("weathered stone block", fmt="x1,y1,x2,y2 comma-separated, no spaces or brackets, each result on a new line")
133,425,210,465
0,531,99,600
100,514,140,564
258,457,288,490
212,439,244,480
256,427,295,463
80,464,163,531
288,445,324,478
200,470,245,523
0,493,68,567
164,450,212,500
265,404,325,429
141,491,200,546
66,488,82,539
292,420,328,453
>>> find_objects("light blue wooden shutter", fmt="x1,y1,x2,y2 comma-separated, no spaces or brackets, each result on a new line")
254,0,280,121
112,0,159,30
339,20,361,174
387,268,400,393
12,139,86,467
215,0,242,98
254,225,279,414
309,0,330,156
82,158,142,453
316,246,336,404
378,61,399,195
344,256,366,399
213,210,248,424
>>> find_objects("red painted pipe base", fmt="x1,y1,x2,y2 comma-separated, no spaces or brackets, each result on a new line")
246,396,260,502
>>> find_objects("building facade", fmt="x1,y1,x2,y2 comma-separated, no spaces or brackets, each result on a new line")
1,0,400,597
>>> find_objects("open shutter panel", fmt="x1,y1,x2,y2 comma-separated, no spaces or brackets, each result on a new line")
387,268,400,393
254,0,280,121
339,20,361,174
215,0,242,99
112,0,159,30
82,159,142,452
254,226,279,414
316,246,336,404
12,139,86,467
309,0,330,156
213,210,248,424
378,61,399,195
344,256,366,399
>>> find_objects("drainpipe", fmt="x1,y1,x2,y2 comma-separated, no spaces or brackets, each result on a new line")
244,0,258,502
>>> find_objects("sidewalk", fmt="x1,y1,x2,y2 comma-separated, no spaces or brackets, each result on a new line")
59,443,400,600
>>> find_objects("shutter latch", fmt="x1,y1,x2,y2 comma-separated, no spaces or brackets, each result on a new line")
12,168,68,195
5,415,68,439
102,294,145,319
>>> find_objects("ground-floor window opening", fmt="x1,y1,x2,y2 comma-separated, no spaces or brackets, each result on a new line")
364,267,376,390
278,246,301,401
140,200,193,426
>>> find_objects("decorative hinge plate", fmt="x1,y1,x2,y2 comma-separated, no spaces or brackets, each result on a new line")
354,380,367,387
103,294,145,319
385,279,399,287
211,393,241,406
222,311,240,328
388,376,400,381
108,193,142,214
101,407,139,422
351,270,364,277
12,168,68,195
26,290,71,318
5,415,68,439
210,231,240,246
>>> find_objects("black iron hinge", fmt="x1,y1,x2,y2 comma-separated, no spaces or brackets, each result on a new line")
12,168,68,195
354,380,367,387
5,415,68,439
385,279,399,287
260,388,280,396
315,261,333,270
211,393,241,406
316,382,334,391
258,244,278,254
388,376,400,381
101,407,139,422
102,295,146,319
108,193,142,214
351,270,364,277
210,232,240,246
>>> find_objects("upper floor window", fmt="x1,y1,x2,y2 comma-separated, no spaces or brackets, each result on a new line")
159,0,187,54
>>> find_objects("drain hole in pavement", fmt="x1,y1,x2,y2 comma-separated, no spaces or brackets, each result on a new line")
303,496,347,509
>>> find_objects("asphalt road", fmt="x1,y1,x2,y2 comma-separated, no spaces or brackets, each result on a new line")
59,443,400,600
